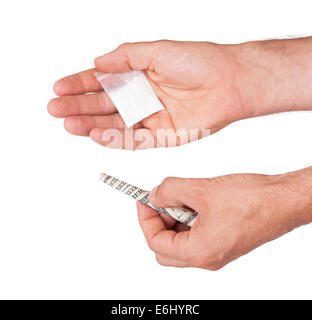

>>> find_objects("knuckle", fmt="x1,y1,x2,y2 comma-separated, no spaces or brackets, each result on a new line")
155,254,165,266
161,176,177,187
188,256,208,268
149,240,157,252
154,39,170,46
192,248,228,269
157,177,177,199
118,42,131,50
112,114,124,127
194,178,214,201
146,240,156,252
198,178,213,191
148,235,159,253
206,265,224,271
186,247,219,269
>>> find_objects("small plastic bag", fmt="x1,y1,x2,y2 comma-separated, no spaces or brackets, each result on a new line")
95,70,164,128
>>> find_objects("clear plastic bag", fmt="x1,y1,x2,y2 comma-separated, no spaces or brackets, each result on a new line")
95,70,164,128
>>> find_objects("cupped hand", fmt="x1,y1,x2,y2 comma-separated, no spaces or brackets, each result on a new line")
48,40,274,149
137,170,311,269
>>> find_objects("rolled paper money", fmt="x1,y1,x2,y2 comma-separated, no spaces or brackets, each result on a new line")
99,173,197,227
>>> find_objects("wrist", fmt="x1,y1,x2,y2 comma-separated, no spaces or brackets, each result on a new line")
272,167,312,230
231,37,312,117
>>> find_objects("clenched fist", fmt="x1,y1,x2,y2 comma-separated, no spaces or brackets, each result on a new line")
137,167,312,269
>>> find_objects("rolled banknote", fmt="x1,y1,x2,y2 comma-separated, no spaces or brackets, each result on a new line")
99,173,197,227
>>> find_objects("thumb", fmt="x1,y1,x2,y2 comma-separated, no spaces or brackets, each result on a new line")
148,177,202,212
94,42,156,73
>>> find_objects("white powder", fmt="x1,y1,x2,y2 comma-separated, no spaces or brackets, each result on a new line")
95,70,164,128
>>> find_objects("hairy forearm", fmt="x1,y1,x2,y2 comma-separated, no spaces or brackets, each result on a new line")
233,37,312,117
276,166,312,231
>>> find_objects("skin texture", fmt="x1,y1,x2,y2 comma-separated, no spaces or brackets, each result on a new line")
48,38,312,269
48,38,312,149
138,167,312,270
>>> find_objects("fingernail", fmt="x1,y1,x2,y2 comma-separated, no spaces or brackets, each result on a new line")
148,186,158,205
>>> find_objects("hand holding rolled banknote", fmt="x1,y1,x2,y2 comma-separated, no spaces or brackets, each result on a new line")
100,173,197,227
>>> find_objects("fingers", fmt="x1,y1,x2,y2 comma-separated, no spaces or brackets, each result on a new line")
54,42,159,95
137,202,190,259
64,114,143,136
159,213,177,229
48,91,117,118
148,177,201,211
53,68,103,96
175,222,191,233
89,128,156,150
155,254,188,268
94,42,157,73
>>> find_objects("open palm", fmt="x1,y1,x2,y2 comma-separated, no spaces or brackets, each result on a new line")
48,40,256,149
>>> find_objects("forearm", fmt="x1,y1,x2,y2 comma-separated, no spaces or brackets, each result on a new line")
232,37,312,117
138,166,312,270
276,166,312,231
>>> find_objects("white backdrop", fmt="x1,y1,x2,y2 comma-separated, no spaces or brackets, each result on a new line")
0,0,311,299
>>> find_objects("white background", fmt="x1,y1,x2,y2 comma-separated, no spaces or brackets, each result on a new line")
0,0,311,299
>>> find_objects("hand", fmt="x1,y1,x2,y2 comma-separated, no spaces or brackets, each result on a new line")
48,38,312,149
137,168,312,269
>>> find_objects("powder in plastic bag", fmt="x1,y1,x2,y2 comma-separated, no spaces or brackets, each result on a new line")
95,70,164,127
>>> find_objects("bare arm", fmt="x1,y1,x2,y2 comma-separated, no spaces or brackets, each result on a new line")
137,166,312,270
233,36,312,117
48,37,312,149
